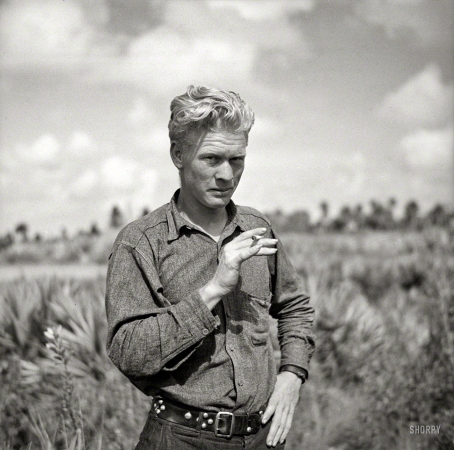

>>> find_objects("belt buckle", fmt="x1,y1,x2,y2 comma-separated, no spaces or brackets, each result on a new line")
214,411,235,438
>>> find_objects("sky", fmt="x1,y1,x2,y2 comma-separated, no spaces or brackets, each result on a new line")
0,0,453,236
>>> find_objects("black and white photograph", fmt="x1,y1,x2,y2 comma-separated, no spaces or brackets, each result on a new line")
0,1,453,449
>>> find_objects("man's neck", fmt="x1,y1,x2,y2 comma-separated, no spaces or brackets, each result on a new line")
176,191,228,240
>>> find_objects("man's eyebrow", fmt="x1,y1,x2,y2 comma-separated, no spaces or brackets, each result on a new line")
198,149,246,156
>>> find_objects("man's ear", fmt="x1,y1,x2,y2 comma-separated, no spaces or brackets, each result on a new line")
170,142,184,169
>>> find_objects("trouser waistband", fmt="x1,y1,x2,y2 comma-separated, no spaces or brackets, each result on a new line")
151,396,266,439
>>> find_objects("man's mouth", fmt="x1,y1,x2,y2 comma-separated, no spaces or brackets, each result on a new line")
210,187,233,193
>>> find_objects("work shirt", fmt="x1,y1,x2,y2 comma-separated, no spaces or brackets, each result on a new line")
105,191,315,414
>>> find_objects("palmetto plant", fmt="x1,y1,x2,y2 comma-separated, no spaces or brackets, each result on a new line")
1,229,453,449
0,277,151,450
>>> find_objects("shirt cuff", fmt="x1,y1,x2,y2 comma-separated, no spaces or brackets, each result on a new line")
175,290,220,341
279,339,312,374
279,364,308,381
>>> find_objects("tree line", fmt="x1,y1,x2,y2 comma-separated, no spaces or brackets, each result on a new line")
268,198,453,233
1,199,452,251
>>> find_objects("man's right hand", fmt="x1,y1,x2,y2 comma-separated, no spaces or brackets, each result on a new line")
199,227,278,310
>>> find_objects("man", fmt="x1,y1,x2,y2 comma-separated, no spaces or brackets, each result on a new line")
105,85,315,449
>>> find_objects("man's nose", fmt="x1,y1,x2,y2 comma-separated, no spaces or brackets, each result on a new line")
215,161,234,182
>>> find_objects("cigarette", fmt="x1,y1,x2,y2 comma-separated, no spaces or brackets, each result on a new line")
251,235,262,242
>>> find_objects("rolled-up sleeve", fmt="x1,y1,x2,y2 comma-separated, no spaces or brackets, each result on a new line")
105,228,218,386
268,231,316,374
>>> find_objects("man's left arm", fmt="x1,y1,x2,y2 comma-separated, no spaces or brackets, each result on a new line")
261,230,316,447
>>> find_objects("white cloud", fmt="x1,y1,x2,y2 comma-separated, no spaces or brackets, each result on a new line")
400,126,453,168
101,156,139,190
68,131,97,155
378,65,453,128
135,129,170,153
17,134,61,165
126,97,170,152
1,0,311,103
128,98,157,126
69,155,159,222
354,0,452,45
137,168,159,201
100,165,159,223
0,0,96,69
236,145,369,216
250,116,280,138
87,0,309,96
93,27,256,93
71,169,98,197
207,0,314,21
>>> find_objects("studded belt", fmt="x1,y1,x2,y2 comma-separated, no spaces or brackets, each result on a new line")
152,396,266,438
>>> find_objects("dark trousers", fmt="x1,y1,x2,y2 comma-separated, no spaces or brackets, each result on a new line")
135,411,286,450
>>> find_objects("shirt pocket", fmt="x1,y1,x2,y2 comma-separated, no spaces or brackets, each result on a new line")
246,293,272,346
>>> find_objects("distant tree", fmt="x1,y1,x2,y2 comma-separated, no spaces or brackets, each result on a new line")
332,205,352,231
387,197,397,228
110,205,124,228
364,199,396,230
15,222,29,242
90,223,101,236
61,227,68,241
319,201,329,229
364,200,384,230
340,205,352,221
267,208,288,232
427,203,448,227
404,200,420,229
352,204,365,229
0,233,14,250
387,197,397,214
34,233,42,242
320,201,329,220
285,210,311,233
142,207,151,217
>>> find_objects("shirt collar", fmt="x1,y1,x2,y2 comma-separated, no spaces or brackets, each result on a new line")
166,189,246,242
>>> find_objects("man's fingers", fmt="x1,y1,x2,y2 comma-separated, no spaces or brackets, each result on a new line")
279,408,295,444
235,238,278,250
266,406,286,447
239,243,262,260
275,408,289,447
232,227,267,243
238,244,277,262
255,247,278,256
261,400,276,425
253,238,277,248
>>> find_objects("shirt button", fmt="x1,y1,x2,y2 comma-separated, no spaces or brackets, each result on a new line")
229,345,235,351
238,381,244,386
202,329,209,335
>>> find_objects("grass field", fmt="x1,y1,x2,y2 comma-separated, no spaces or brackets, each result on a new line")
1,229,453,449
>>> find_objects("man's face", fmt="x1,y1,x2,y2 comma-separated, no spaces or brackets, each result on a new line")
174,129,247,210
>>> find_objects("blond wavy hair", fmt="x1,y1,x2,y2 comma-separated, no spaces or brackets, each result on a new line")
168,85,255,150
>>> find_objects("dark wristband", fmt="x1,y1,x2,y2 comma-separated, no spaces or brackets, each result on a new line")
279,365,307,383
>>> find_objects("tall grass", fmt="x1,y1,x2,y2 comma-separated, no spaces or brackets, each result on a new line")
282,229,454,450
1,229,453,449
0,277,150,450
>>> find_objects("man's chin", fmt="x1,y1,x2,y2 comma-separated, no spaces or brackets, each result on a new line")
205,193,232,209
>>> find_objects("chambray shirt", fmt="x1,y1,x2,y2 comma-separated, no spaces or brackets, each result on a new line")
105,191,315,413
